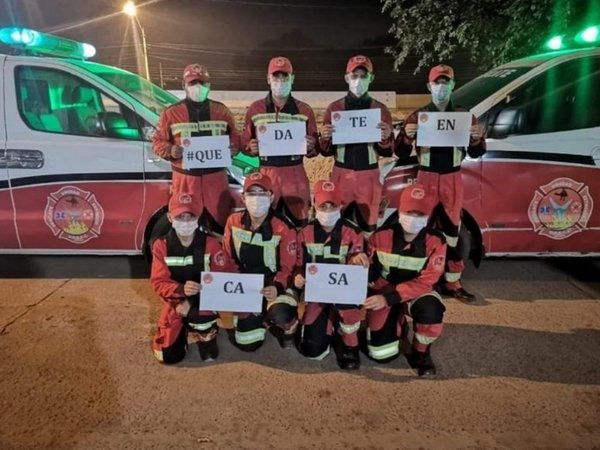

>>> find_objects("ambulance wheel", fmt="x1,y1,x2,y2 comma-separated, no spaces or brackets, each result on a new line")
143,211,171,263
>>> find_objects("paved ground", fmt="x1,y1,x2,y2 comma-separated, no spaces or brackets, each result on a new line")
0,258,599,449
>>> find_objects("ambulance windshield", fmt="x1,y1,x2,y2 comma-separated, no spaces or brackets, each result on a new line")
71,61,178,115
453,66,533,109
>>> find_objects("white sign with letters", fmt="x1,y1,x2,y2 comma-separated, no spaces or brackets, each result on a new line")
257,121,307,157
182,135,231,169
416,111,472,147
331,108,381,145
304,263,368,305
200,272,264,313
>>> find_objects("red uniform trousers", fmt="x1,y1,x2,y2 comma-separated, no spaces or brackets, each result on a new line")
301,303,362,359
171,169,232,232
366,292,445,362
259,164,310,226
153,302,219,364
331,166,382,231
416,170,464,289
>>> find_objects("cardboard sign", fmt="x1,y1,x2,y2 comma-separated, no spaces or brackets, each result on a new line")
304,263,368,305
416,111,472,147
182,135,231,169
331,108,381,145
200,272,264,313
257,121,307,157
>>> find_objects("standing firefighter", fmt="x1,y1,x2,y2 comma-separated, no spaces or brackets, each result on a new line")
320,55,394,232
152,63,240,234
223,172,299,350
295,180,369,370
241,56,319,227
395,64,486,302
364,184,447,376
151,192,231,364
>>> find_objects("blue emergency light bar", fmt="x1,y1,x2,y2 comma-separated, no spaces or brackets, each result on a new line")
0,27,96,59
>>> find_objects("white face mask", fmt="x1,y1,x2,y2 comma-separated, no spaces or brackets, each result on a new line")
430,84,452,104
399,213,428,235
245,196,271,217
172,219,198,237
348,78,370,97
186,84,210,102
270,80,292,98
316,210,341,228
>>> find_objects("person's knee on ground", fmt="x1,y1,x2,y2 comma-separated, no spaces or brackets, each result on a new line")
365,304,401,363
233,313,266,352
410,294,445,353
299,304,332,360
153,325,187,365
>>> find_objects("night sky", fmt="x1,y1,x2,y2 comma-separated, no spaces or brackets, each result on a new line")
0,0,482,92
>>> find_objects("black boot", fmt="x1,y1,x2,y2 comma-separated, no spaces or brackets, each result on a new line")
407,347,436,377
333,333,360,370
441,286,476,303
197,339,219,362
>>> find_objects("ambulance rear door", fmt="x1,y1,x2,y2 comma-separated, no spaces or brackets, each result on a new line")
4,58,145,253
0,54,21,250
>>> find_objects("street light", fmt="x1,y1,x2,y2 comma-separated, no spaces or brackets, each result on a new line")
122,1,150,81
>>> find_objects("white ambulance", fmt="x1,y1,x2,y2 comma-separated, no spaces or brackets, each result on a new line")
382,43,600,260
0,28,249,257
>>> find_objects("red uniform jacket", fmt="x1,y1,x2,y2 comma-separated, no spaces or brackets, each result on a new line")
368,224,446,304
395,101,486,174
320,94,393,171
223,210,297,294
296,219,365,269
241,93,319,167
150,229,233,304
152,98,241,176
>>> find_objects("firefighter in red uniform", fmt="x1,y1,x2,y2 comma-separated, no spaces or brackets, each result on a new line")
320,55,394,232
151,192,232,364
364,184,447,376
395,64,486,302
223,172,298,351
241,56,319,227
295,180,369,370
152,64,241,234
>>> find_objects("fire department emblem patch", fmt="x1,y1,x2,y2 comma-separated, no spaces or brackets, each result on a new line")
321,181,335,191
203,273,214,284
411,187,425,199
419,113,429,123
44,186,104,244
528,177,593,240
258,125,267,134
307,264,318,275
182,138,191,147
332,112,341,122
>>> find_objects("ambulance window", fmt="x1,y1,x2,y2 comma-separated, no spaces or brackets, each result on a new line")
504,56,600,134
15,66,142,140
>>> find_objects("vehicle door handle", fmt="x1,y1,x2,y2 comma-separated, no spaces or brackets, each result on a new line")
147,156,162,163
2,149,45,169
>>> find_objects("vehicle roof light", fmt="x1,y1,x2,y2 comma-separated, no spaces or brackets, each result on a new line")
545,35,564,51
575,25,599,44
0,27,96,59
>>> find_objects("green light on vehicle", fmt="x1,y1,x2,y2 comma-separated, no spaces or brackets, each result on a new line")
575,25,599,44
0,27,96,59
545,35,564,50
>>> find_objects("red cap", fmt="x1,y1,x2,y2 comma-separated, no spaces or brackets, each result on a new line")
346,55,373,73
268,56,293,75
169,192,201,217
428,64,454,82
182,64,210,83
314,180,341,207
399,184,433,215
243,171,273,192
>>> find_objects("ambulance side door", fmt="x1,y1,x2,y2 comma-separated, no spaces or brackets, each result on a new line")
0,55,21,250
5,61,145,252
482,56,600,254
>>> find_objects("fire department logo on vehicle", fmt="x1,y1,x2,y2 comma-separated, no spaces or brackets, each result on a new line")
307,264,318,275
332,112,341,122
528,177,594,240
203,273,214,284
44,186,104,244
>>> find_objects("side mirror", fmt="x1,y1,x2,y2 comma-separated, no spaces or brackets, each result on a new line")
487,106,523,139
95,112,140,140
